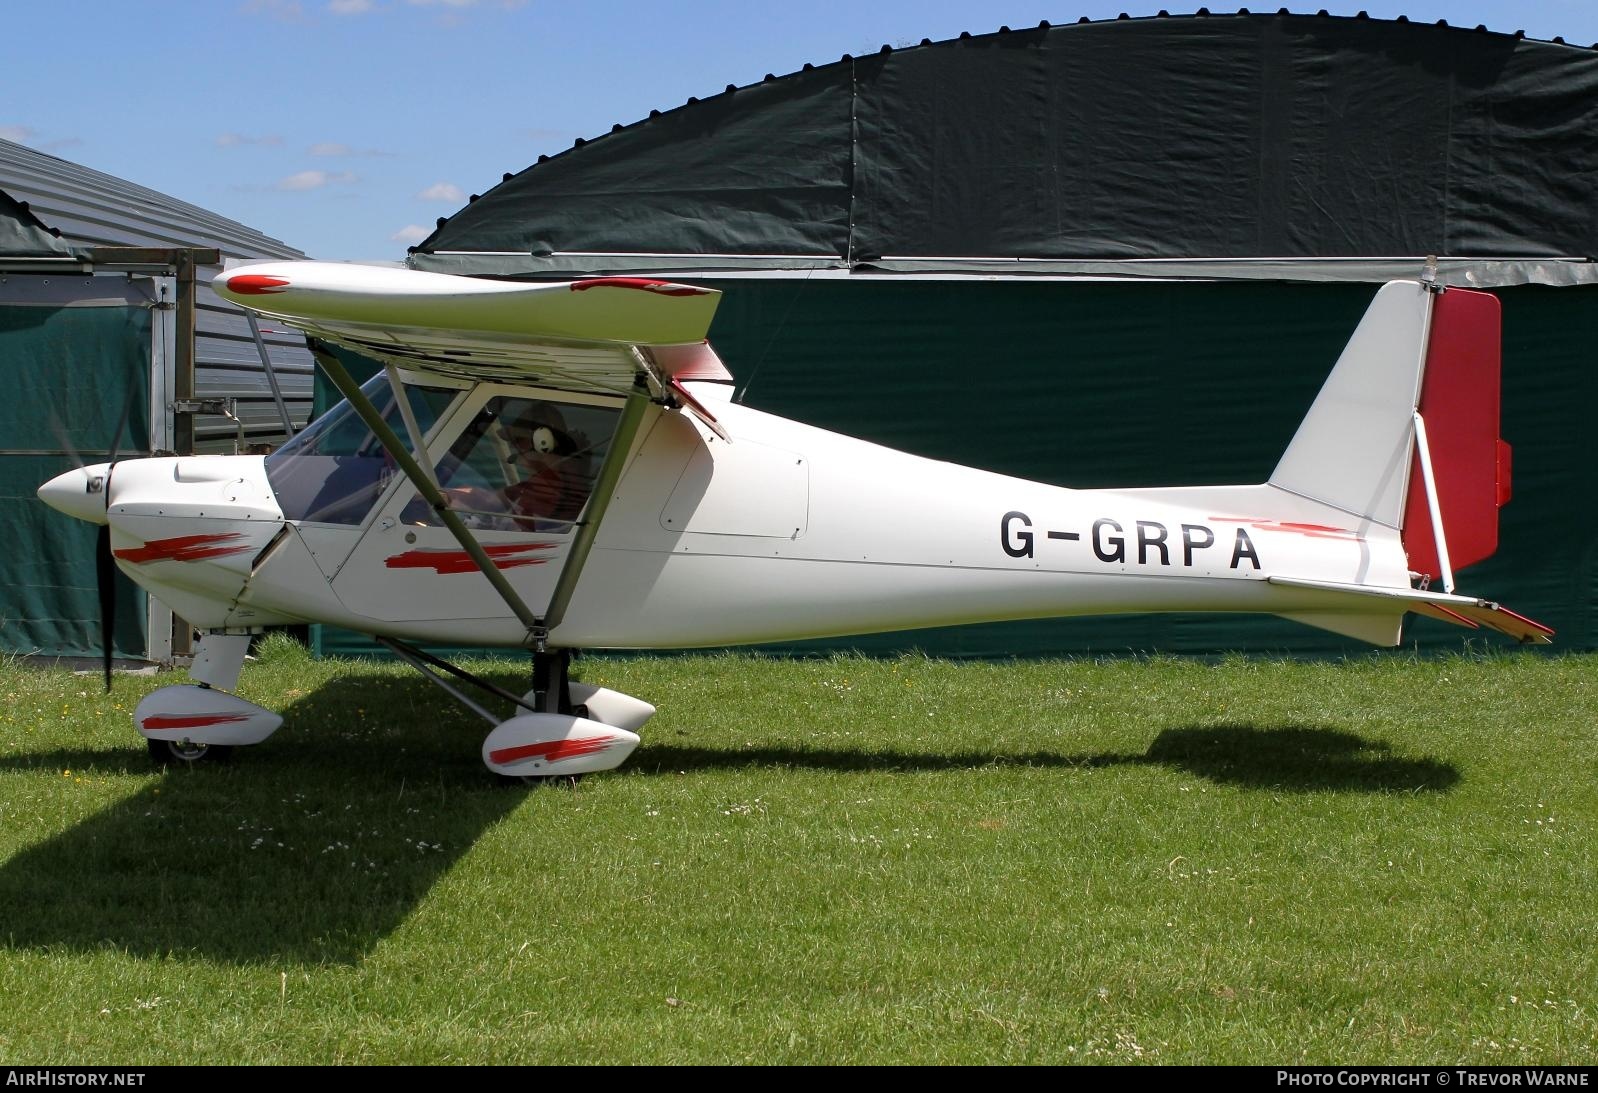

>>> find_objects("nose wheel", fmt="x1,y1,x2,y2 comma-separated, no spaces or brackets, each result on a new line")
147,738,233,766
497,772,584,789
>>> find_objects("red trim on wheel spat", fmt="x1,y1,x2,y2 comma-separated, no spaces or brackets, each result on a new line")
490,736,616,766
142,712,250,731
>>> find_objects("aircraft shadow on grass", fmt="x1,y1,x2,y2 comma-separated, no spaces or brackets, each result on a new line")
0,676,1456,965
636,724,1460,793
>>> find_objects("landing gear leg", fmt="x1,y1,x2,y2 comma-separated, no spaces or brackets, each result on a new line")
531,648,573,715
136,631,278,766
377,638,638,782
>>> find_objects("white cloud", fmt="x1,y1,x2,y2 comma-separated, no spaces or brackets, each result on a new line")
328,0,376,13
417,181,465,202
276,169,358,191
0,124,37,143
407,0,478,7
217,132,284,148
391,224,432,243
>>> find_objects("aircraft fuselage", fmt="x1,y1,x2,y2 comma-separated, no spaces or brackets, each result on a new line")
59,380,1409,650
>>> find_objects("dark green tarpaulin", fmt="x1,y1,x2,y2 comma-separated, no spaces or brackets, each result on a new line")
0,188,80,260
314,279,1595,658
0,304,148,658
413,13,1598,280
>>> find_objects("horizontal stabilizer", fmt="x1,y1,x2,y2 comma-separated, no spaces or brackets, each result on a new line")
1414,599,1553,644
1269,576,1553,644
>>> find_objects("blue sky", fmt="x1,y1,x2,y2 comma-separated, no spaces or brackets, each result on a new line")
6,1,1596,261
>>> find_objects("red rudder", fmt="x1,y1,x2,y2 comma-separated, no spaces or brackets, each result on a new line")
1402,288,1508,580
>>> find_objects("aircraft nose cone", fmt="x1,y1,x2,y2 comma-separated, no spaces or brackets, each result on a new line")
38,463,113,526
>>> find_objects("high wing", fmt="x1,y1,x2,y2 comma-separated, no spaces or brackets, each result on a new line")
213,260,728,397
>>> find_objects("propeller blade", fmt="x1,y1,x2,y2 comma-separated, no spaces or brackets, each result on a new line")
106,386,132,463
47,414,86,470
95,383,137,691
96,523,115,692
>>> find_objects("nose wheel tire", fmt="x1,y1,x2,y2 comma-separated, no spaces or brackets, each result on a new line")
147,738,234,767
496,772,584,789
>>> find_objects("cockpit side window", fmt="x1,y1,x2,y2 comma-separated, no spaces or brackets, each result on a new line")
264,374,457,525
411,396,622,532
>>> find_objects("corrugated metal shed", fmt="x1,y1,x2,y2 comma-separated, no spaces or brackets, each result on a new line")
0,137,314,446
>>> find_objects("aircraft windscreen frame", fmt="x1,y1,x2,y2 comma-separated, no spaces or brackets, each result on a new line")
263,374,458,526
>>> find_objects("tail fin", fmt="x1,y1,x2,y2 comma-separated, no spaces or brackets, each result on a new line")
1269,281,1431,529
1268,281,1512,581
1266,281,1543,643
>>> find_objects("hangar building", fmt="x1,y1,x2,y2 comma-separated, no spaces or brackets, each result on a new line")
1,138,314,662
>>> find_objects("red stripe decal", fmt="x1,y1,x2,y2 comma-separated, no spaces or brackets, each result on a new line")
1487,604,1555,637
384,542,556,574
490,736,616,766
1416,603,1480,629
1209,517,1361,542
225,275,291,295
115,533,251,564
142,713,250,730
569,277,708,297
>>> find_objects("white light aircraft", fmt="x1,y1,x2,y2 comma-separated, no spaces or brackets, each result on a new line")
37,262,1550,778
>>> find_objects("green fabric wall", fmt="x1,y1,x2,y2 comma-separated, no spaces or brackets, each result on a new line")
313,279,1593,658
0,304,149,658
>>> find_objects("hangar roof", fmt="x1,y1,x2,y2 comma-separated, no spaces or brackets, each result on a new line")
0,186,76,259
410,11,1598,286
0,138,307,263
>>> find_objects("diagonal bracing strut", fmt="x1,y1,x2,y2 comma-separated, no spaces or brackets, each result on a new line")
310,343,655,647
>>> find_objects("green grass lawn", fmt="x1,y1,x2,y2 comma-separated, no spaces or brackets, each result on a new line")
0,642,1593,1064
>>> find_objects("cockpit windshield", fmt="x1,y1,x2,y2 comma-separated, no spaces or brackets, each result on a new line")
264,374,457,525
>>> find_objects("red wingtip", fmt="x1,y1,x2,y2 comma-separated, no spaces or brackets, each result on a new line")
224,274,291,295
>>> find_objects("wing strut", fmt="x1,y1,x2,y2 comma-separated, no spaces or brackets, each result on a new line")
542,374,653,634
315,342,658,649
385,362,440,488
310,342,545,637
